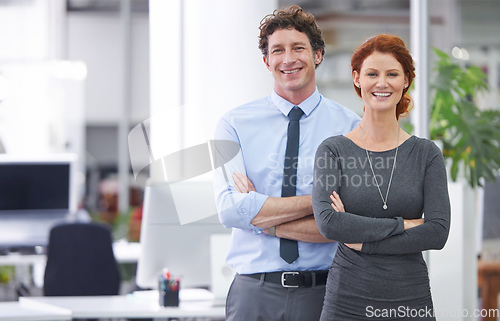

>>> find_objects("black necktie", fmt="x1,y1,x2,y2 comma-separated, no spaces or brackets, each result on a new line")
280,106,304,264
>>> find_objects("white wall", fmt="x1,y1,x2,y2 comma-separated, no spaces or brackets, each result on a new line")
149,0,276,168
67,12,150,125
0,0,83,156
429,181,478,320
0,0,51,60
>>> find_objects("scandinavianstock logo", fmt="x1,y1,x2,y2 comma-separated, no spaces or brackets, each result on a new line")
128,120,240,225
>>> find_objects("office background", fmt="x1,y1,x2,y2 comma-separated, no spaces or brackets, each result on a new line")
1,0,498,209
0,0,499,213
0,0,499,319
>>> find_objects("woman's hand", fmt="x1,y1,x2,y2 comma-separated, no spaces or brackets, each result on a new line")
233,171,256,193
330,191,345,212
404,218,424,230
345,243,363,251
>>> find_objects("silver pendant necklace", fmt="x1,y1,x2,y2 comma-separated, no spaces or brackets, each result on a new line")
359,126,399,210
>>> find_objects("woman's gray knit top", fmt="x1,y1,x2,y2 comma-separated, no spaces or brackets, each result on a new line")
312,135,450,320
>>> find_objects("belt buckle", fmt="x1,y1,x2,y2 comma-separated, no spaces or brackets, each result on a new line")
281,272,299,288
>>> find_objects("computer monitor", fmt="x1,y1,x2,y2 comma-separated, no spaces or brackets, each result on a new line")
136,179,231,291
0,153,78,250
481,175,500,259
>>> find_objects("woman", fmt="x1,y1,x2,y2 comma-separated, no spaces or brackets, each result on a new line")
312,34,450,320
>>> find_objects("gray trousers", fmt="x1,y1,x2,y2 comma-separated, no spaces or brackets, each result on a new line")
225,274,326,321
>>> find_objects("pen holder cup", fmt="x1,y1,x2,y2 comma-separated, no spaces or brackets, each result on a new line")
159,289,179,307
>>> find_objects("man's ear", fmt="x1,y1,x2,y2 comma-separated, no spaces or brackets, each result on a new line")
263,55,271,71
314,49,322,65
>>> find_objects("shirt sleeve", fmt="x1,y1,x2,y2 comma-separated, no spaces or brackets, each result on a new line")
360,144,451,255
313,140,405,243
213,117,268,232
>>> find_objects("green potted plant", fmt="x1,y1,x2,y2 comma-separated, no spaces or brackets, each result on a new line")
0,266,13,284
429,48,500,188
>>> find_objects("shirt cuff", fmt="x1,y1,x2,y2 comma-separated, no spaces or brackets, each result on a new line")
237,191,268,231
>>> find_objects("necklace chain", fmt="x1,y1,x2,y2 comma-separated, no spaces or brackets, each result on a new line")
359,125,399,210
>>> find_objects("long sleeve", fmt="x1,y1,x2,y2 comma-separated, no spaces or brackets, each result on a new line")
312,139,405,243
213,117,268,231
361,146,451,255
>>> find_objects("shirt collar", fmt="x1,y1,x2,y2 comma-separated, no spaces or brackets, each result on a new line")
271,88,322,118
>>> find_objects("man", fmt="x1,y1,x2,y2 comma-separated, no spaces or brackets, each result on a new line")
213,5,360,321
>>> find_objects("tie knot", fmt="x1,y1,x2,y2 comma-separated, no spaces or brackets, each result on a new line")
288,107,304,121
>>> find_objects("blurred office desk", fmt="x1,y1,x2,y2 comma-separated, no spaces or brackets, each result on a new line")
0,253,46,266
0,241,141,288
19,289,225,320
0,253,47,288
478,259,500,321
112,239,142,263
0,241,140,265
0,301,71,321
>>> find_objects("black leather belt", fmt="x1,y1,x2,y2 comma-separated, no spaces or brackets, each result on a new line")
244,270,328,288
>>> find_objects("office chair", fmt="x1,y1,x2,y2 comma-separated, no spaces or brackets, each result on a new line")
43,221,121,296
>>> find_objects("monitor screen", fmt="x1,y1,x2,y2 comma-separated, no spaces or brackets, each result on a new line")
0,163,70,211
136,179,231,291
0,154,78,250
482,175,500,240
481,175,500,260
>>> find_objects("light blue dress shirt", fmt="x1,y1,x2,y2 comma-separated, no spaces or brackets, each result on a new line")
213,88,361,274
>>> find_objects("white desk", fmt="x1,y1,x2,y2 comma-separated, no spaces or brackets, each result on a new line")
112,239,142,263
0,253,46,288
0,253,46,266
0,301,71,321
19,290,225,320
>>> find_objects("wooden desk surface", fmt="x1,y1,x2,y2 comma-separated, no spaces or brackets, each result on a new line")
478,260,500,274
